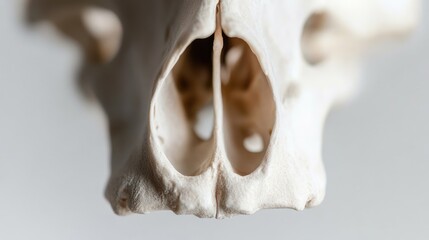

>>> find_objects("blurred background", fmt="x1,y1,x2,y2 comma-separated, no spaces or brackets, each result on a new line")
0,1,428,240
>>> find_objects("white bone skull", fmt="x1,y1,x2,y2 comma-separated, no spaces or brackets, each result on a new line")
28,0,419,218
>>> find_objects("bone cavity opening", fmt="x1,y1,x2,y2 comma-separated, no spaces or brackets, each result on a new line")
154,36,215,176
301,12,331,65
82,7,122,63
221,38,276,176
193,102,215,141
243,133,264,153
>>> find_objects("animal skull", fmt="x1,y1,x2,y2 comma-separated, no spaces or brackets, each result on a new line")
27,0,419,218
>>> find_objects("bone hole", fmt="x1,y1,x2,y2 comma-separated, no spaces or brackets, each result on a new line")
82,7,122,63
301,12,330,65
154,36,215,176
193,102,215,141
243,133,264,153
221,37,276,176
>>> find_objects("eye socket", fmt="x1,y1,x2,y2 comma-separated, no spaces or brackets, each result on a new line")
82,7,123,63
301,12,330,65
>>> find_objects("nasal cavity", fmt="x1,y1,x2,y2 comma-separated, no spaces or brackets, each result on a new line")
153,36,215,176
221,37,276,176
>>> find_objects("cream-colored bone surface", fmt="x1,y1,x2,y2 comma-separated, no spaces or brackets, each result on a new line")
27,0,420,218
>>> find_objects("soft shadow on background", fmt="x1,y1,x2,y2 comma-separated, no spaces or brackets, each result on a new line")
1,1,428,240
